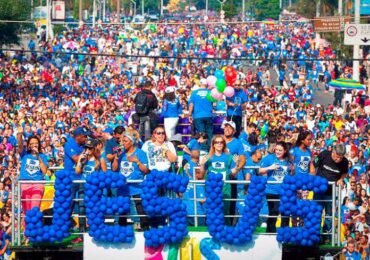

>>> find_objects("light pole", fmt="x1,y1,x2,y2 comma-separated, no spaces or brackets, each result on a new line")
242,0,245,21
205,0,208,16
93,0,96,27
217,0,227,22
142,0,144,15
160,0,163,17
131,0,136,16
353,0,360,81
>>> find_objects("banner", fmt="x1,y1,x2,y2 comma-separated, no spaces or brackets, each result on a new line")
361,0,370,15
52,0,65,21
84,232,282,260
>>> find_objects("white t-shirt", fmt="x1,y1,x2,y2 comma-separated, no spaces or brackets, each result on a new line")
142,141,176,171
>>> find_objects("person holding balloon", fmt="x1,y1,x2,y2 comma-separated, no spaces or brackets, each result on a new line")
225,78,248,137
188,79,214,148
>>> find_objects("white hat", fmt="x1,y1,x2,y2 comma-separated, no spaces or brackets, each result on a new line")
221,120,236,130
165,87,175,93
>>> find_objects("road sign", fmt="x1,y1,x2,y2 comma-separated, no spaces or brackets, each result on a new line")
313,17,351,32
344,24,370,45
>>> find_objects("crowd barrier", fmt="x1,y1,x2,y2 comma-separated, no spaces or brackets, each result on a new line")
10,166,342,247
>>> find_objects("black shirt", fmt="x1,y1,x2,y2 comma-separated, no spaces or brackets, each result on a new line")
315,150,349,182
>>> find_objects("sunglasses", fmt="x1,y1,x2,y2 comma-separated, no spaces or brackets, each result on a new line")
213,141,224,145
156,131,166,135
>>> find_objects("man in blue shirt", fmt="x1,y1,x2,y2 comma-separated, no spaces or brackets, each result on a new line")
105,125,125,168
64,126,91,239
64,126,91,173
223,120,246,224
188,81,214,147
225,79,248,137
343,240,362,260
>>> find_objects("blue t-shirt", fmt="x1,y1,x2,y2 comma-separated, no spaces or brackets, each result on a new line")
80,158,97,180
64,137,84,175
183,160,206,216
188,88,213,119
226,89,248,117
241,139,257,157
206,153,236,182
238,157,261,193
261,154,291,195
162,98,182,118
226,138,244,156
290,147,312,175
183,139,202,162
19,152,48,180
117,148,148,196
343,251,362,260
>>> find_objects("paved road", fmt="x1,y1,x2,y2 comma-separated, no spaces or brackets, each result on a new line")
268,67,334,107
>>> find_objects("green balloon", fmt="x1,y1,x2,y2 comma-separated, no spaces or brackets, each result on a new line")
206,92,217,102
216,79,227,92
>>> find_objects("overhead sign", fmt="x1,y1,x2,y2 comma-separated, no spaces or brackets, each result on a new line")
361,0,370,15
344,24,370,45
313,16,351,32
52,0,65,21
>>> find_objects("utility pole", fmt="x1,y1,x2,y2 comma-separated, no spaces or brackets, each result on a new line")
142,0,144,15
353,0,360,81
103,0,106,21
205,0,208,17
79,0,82,21
338,0,343,16
242,0,245,21
160,0,163,17
93,0,96,27
117,0,120,22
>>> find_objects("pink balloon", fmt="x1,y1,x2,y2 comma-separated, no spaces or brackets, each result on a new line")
224,86,235,97
207,75,217,88
211,88,223,100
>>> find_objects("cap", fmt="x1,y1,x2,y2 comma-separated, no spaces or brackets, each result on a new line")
74,126,92,136
84,139,97,148
221,120,236,130
165,87,175,94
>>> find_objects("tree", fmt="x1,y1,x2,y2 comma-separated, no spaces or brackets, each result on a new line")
0,0,31,46
253,0,280,20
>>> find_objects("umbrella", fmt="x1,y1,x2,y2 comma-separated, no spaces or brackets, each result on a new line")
329,78,366,90
63,41,79,50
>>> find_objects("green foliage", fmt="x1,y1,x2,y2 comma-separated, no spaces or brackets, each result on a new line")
253,0,280,20
0,0,31,45
223,2,238,18
53,24,66,35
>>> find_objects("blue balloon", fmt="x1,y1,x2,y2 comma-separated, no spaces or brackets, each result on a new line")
214,69,225,79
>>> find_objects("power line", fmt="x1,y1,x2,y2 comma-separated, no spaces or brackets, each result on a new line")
0,47,368,62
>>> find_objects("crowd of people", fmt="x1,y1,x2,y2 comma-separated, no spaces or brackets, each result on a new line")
0,10,369,258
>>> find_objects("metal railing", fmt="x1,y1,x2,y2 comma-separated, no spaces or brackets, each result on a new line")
11,171,341,247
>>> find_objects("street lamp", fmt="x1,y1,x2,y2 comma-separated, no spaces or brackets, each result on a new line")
131,0,136,16
217,0,227,22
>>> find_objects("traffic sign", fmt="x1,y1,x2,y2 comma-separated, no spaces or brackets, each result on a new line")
313,17,350,32
344,24,370,45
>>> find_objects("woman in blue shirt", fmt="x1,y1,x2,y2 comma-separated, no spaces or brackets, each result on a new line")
112,132,150,230
259,141,293,233
200,135,237,225
162,87,182,140
17,127,48,221
74,139,107,236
